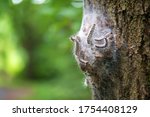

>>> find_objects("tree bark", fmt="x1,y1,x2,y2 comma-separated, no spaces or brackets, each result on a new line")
71,0,150,99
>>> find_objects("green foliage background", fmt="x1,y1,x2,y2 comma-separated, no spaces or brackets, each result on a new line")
0,0,91,99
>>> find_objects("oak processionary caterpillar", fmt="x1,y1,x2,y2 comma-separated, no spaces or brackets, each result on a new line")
70,11,117,87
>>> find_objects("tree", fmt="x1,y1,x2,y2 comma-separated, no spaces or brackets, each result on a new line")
71,0,150,99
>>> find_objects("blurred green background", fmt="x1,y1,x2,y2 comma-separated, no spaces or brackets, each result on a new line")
0,0,91,99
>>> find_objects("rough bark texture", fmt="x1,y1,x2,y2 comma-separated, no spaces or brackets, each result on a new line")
71,0,150,99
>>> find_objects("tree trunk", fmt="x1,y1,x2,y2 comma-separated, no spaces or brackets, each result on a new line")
71,0,150,99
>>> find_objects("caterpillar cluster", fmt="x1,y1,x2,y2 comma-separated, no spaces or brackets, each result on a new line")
70,14,117,86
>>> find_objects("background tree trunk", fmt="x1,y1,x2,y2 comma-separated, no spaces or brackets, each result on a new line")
71,0,150,99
